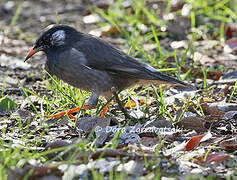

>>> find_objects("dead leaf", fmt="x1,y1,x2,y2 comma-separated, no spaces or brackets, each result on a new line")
170,40,188,49
225,23,237,38
58,164,88,180
164,90,197,105
201,100,237,114
224,37,237,53
185,133,208,151
91,149,128,160
8,165,62,180
196,153,229,164
100,27,120,37
93,159,120,173
177,116,207,133
200,101,226,117
181,66,223,80
44,140,72,160
220,138,237,152
222,71,237,80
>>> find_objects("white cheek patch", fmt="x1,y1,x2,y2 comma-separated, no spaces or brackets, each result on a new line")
51,30,66,46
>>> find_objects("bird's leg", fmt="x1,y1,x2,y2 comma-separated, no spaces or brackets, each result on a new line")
46,93,99,120
46,105,93,120
88,93,110,118
111,87,132,119
100,102,111,118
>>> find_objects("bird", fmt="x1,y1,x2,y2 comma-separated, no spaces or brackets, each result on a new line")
24,25,187,119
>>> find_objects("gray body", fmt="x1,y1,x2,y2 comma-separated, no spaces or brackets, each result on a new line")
28,25,187,106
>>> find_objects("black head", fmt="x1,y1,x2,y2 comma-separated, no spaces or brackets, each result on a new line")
25,25,79,61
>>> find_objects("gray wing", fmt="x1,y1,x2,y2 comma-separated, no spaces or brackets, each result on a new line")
74,34,186,85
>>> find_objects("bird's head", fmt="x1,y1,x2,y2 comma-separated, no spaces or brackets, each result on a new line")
24,25,78,62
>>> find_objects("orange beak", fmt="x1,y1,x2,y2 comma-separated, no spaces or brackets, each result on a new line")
24,46,38,62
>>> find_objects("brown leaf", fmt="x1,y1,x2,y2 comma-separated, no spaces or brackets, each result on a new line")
225,23,237,38
224,37,237,53
200,101,226,117
90,149,129,160
185,133,207,151
44,140,72,160
201,100,237,117
181,66,223,80
177,116,207,133
205,153,229,163
220,138,237,152
91,148,154,160
8,165,62,180
196,153,229,164
100,27,120,37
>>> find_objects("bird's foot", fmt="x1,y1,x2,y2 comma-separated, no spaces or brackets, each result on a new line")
100,102,111,118
111,87,134,120
46,105,93,120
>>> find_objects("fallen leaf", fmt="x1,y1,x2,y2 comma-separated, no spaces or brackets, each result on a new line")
8,165,62,180
224,37,237,53
44,140,72,160
225,23,237,38
196,153,229,164
177,116,207,133
220,138,237,152
200,131,212,142
200,101,226,117
185,133,208,151
100,27,120,37
181,66,223,80
201,100,237,114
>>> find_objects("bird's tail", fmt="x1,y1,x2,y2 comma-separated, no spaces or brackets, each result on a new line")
153,71,188,86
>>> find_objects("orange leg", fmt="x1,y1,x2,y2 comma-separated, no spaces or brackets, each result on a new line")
100,102,111,118
46,105,93,120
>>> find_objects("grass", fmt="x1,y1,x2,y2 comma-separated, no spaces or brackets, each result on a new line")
0,0,237,179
